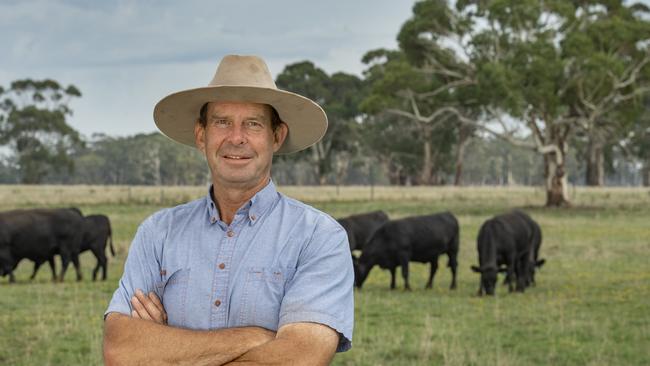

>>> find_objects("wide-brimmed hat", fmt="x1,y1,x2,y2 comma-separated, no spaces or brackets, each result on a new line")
153,55,328,154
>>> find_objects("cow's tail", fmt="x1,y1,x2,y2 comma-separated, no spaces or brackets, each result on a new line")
108,222,115,257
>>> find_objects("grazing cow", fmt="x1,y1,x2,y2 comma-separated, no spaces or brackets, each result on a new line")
337,210,389,251
512,210,545,286
82,214,115,281
471,211,536,295
354,212,459,291
0,208,84,283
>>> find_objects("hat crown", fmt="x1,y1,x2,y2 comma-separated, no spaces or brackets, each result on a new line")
209,55,277,89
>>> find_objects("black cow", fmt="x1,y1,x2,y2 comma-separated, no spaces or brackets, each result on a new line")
512,210,545,286
471,211,537,295
82,214,115,281
0,208,84,283
354,212,459,290
337,210,389,251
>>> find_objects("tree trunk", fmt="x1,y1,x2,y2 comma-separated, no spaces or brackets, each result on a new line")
585,138,605,186
643,161,650,187
502,151,514,186
544,149,570,207
454,127,471,186
420,139,433,185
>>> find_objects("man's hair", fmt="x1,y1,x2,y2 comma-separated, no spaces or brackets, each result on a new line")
198,102,283,132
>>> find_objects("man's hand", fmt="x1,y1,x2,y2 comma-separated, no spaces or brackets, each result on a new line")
130,289,168,325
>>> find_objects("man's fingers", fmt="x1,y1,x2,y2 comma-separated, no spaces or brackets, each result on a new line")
135,289,162,320
130,294,153,321
148,292,164,312
148,292,168,324
133,289,167,324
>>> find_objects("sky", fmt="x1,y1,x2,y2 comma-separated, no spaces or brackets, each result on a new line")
0,0,417,139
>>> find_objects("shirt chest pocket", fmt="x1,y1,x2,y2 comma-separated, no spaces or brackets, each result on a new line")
239,267,296,330
156,268,190,327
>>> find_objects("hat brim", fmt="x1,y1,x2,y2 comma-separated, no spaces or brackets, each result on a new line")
153,86,328,154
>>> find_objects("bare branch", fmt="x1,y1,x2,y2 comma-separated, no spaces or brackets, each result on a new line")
416,79,476,99
615,52,650,90
407,90,422,120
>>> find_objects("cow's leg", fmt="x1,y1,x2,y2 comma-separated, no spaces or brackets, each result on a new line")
58,251,71,282
506,255,516,293
71,254,83,282
506,263,515,292
515,256,528,292
102,260,108,281
448,253,458,290
400,258,411,291
30,261,43,280
92,247,108,281
92,261,100,281
47,257,57,282
530,265,536,287
389,267,396,290
99,248,108,281
425,256,439,289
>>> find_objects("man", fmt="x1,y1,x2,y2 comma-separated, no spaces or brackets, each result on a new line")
103,55,354,365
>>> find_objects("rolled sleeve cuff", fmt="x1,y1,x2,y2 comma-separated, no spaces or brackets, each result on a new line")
103,304,131,321
279,311,352,352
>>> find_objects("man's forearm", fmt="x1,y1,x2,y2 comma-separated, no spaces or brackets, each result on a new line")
103,313,275,366
225,322,339,366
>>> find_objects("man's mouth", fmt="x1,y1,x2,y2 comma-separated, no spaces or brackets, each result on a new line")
222,154,252,160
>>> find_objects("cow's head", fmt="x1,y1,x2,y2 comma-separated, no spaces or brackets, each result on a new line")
471,265,498,296
353,258,371,289
0,246,14,278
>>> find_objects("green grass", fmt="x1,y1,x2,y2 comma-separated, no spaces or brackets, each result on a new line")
0,185,649,365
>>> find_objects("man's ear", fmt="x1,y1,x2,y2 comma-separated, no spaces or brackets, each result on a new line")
194,121,206,153
272,123,288,152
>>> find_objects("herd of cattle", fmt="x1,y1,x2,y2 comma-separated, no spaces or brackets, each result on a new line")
0,206,544,296
339,209,545,296
0,208,114,283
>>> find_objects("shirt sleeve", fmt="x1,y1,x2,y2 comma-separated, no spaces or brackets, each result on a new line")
278,222,354,352
104,215,163,319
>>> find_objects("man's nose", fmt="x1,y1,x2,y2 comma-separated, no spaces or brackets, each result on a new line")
226,122,247,145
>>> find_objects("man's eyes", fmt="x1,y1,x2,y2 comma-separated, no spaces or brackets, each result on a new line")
210,119,264,130
213,119,230,127
245,120,264,129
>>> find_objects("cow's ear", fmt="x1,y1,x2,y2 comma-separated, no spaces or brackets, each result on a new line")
536,259,546,267
471,265,482,273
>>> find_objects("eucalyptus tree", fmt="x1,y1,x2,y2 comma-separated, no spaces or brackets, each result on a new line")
276,61,364,185
560,1,650,186
361,1,477,186
0,79,83,183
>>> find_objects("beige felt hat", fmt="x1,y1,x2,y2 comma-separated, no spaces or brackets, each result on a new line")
153,55,328,154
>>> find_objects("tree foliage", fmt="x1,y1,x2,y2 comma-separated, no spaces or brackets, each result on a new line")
0,79,84,183
276,61,364,184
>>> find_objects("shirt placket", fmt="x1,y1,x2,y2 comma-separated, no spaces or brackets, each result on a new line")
210,217,242,327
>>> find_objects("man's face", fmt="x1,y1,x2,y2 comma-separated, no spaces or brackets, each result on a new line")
194,101,287,190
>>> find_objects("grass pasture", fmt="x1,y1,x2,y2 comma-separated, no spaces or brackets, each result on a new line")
0,185,649,365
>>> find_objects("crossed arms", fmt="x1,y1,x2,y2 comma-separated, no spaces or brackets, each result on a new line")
103,290,339,366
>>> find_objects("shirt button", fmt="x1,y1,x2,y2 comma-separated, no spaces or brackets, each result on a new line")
214,299,221,307
218,263,226,270
250,214,256,221
227,230,234,237
210,217,216,223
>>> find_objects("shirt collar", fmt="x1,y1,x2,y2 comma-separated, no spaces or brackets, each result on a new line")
205,179,279,225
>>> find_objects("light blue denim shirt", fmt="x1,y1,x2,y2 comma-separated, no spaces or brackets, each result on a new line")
105,180,354,352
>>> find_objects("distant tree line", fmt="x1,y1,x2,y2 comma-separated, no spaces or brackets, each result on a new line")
1,0,649,206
